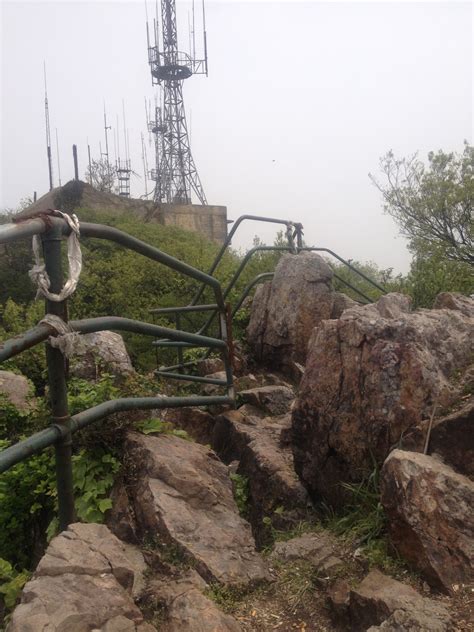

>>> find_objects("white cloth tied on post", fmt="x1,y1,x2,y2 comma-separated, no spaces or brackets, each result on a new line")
39,314,87,358
29,211,82,302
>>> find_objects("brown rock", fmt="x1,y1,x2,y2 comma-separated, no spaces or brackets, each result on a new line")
429,398,474,479
160,406,215,444
0,370,33,411
381,450,474,593
7,523,150,632
126,432,269,587
106,480,138,543
349,569,451,631
246,281,272,363
270,532,340,569
238,384,294,416
212,410,308,541
327,579,350,625
292,293,474,508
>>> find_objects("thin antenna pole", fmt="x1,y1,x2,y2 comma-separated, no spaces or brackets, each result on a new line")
141,132,148,196
72,144,79,181
116,115,121,161
44,62,54,190
192,0,196,61
103,103,111,171
87,141,92,185
202,0,208,74
55,128,62,187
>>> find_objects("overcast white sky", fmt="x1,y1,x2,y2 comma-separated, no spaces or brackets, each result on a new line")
1,1,472,272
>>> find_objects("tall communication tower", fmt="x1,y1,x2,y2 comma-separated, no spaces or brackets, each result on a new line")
147,0,208,205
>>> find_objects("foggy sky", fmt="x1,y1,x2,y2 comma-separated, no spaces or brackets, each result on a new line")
1,1,472,273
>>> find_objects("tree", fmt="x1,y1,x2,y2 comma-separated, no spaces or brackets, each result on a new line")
85,158,117,193
370,142,473,265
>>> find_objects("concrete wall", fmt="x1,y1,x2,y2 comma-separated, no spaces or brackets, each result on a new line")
154,204,228,244
19,182,228,244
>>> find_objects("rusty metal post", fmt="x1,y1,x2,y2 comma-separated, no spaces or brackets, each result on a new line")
42,225,75,531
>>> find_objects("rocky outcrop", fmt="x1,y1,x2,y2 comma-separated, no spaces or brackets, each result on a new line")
246,252,356,373
7,523,152,632
348,570,451,631
238,384,294,416
433,291,474,317
146,570,242,632
381,450,474,593
292,293,474,507
70,330,134,380
125,432,269,587
212,409,308,541
0,370,33,410
270,532,343,578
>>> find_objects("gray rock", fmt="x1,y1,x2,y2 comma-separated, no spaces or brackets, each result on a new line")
0,370,33,410
433,291,474,317
271,532,342,572
70,330,134,380
381,450,474,593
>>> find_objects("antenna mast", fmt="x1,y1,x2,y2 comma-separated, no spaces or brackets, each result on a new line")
147,0,208,204
43,63,54,191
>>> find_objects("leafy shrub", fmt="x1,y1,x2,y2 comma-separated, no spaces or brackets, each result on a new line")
230,473,249,517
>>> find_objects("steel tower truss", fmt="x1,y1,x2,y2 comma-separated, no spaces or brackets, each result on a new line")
148,0,208,205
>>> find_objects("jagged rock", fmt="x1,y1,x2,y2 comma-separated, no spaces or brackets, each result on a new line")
197,357,225,376
148,570,242,632
212,410,308,542
270,532,343,575
433,291,474,317
126,432,269,587
381,450,474,593
106,480,139,543
349,569,451,631
429,398,474,479
7,523,151,632
160,406,216,444
238,385,294,416
70,330,134,380
292,292,474,508
246,252,360,374
0,370,32,410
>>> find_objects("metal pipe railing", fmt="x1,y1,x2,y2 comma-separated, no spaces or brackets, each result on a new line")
0,214,235,531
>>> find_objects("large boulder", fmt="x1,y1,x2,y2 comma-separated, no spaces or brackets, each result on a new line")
7,523,152,632
246,252,356,374
381,450,474,593
70,330,134,380
292,293,474,507
125,432,269,588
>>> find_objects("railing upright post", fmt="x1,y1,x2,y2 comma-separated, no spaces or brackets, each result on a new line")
295,224,303,252
42,225,75,531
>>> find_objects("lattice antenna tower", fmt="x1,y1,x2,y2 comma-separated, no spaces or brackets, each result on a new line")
147,0,208,204
116,101,132,197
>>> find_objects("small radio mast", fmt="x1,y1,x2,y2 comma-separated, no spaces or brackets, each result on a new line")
43,62,54,191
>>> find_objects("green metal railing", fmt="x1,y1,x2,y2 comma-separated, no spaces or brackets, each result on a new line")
0,213,235,531
151,215,387,375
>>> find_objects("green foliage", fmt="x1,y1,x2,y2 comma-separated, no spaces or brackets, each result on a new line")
0,558,30,610
324,467,386,545
229,473,249,516
0,440,56,567
136,418,191,441
405,245,474,308
330,259,406,303
67,375,119,416
371,142,473,265
72,449,120,523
